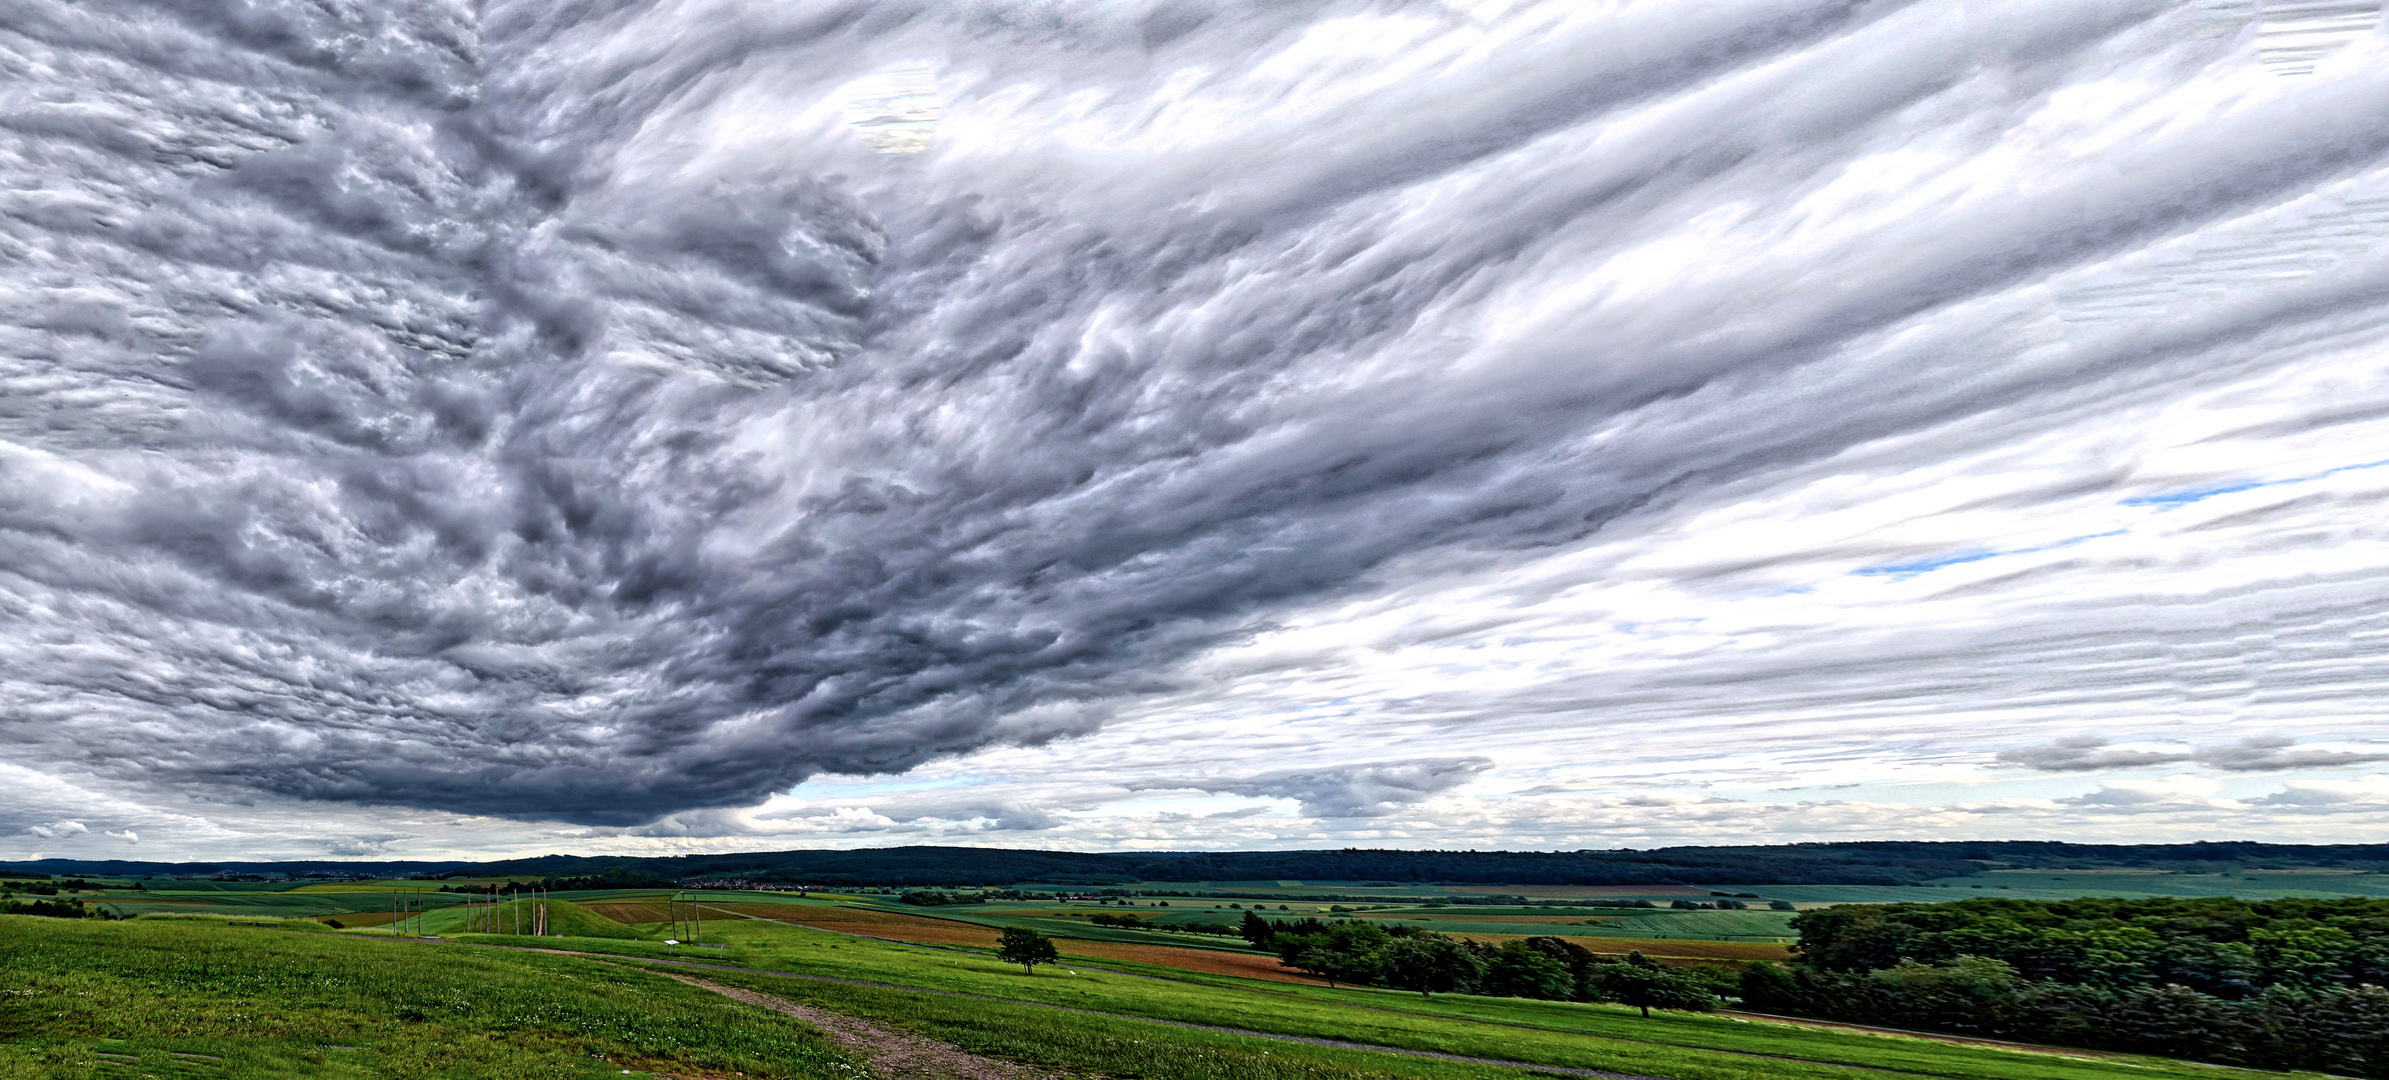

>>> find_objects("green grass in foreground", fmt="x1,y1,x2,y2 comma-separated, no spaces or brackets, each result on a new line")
614,913,2322,1080
0,915,858,1079
1,913,2342,1080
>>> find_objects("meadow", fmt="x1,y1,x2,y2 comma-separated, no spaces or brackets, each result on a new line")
0,915,858,1079
11,870,2387,1078
5,908,2346,1080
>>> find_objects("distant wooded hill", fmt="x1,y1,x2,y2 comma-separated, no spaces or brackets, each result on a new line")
13,841,2387,886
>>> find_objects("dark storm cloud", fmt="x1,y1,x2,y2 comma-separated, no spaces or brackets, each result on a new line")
8,0,2389,840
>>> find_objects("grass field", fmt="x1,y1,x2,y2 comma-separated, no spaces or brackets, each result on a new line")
0,915,858,1079
3,911,2349,1080
1921,870,2389,900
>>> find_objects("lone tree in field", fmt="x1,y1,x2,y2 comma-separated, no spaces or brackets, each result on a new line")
998,926,1060,975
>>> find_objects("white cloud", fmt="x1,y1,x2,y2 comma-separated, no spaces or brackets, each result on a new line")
2254,774,2389,810
2058,775,2236,811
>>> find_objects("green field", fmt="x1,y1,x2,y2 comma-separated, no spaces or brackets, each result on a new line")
0,915,857,1079
5,911,2340,1080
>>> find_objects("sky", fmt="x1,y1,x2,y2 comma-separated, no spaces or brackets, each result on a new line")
5,0,2389,863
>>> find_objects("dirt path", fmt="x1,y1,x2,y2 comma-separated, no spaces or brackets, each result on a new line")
664,973,1065,1080
628,955,1669,1080
1717,1011,2124,1060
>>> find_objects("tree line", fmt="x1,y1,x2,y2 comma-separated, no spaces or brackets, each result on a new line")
1743,896,2389,1077
1239,912,1729,1014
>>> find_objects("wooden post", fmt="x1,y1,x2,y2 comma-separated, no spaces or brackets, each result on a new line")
390,888,397,935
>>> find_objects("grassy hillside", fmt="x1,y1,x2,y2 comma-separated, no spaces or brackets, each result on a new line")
489,908,2323,1080
4,910,2346,1080
0,915,854,1078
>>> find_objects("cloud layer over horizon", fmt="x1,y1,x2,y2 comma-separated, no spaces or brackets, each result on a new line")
7,0,2389,861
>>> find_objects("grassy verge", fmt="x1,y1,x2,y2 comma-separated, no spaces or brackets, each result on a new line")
0,915,860,1080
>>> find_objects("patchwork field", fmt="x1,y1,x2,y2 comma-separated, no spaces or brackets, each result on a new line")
582,900,680,925
701,901,1322,983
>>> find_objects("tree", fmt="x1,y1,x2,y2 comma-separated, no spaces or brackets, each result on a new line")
1276,921,1390,988
1481,941,1572,1000
1240,910,1274,946
998,927,1060,975
1592,953,1718,1018
1382,936,1483,997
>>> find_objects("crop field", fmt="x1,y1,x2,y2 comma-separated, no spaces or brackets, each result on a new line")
704,901,1321,983
1594,910,1798,939
1924,870,2389,900
581,900,680,925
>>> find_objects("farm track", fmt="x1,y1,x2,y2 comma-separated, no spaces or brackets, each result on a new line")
618,953,1674,1080
664,972,1066,1080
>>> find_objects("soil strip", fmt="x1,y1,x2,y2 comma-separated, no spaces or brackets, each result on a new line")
626,954,1672,1080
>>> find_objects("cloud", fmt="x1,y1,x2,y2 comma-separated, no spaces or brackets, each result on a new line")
311,835,415,857
102,830,138,845
24,821,87,841
2192,735,2389,772
1152,758,1495,818
2254,774,2389,810
6,0,2389,854
2058,776,2234,812
1995,735,2389,774
1996,737,2192,772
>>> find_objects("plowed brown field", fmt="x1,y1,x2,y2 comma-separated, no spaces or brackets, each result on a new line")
704,904,1317,984
584,901,676,924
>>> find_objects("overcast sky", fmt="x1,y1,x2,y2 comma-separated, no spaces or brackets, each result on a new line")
7,0,2389,863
